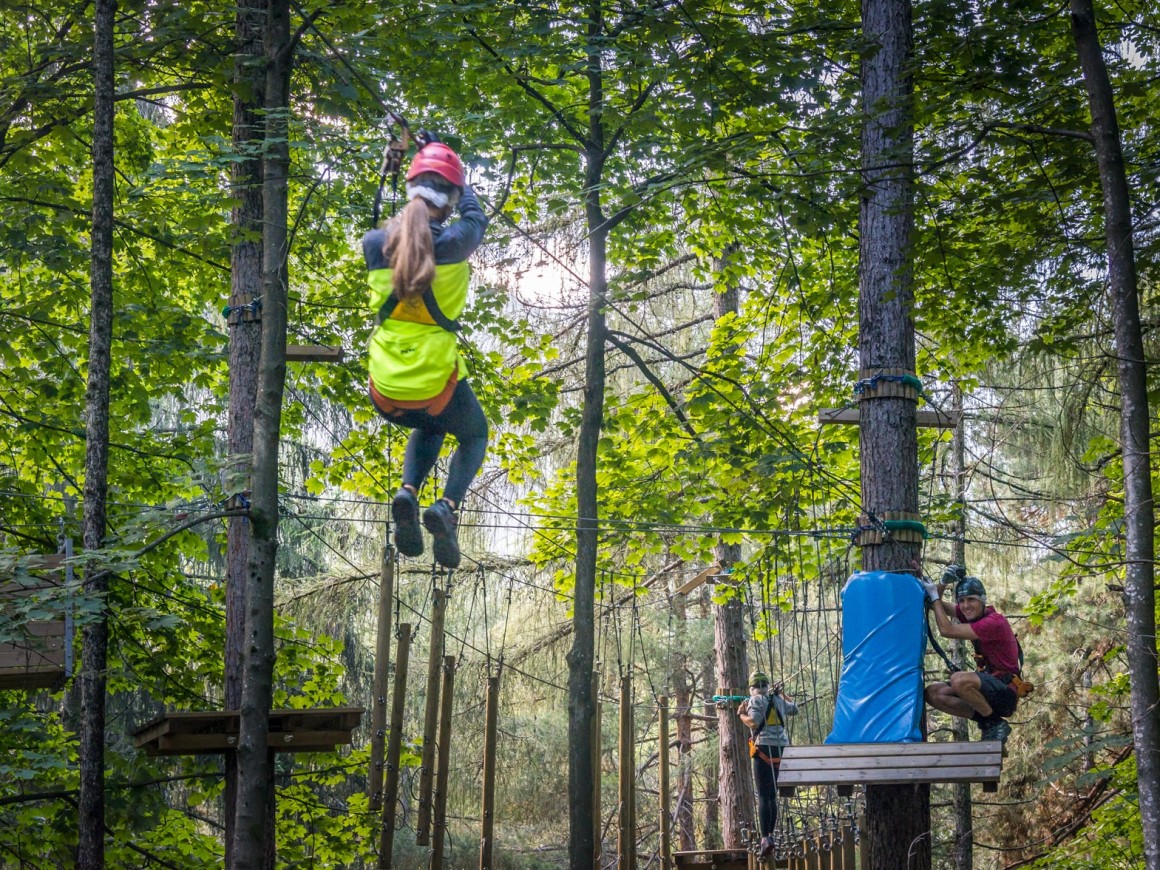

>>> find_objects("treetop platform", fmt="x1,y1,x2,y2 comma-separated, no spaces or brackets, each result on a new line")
133,707,364,756
777,741,1003,796
0,554,69,691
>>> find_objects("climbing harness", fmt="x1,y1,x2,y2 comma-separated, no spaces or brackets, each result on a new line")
376,287,462,333
973,637,1035,698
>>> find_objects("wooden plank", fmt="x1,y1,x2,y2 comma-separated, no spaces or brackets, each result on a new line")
0,622,66,672
151,730,353,756
783,742,1001,759
779,765,1000,787
0,665,66,691
673,851,751,870
0,621,67,640
134,707,364,735
286,344,344,363
0,646,65,670
675,563,723,596
817,408,960,429
781,753,999,773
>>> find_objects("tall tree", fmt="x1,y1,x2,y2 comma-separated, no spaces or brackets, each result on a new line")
77,0,116,865
1069,2,1160,866
224,0,266,861
232,0,292,864
857,0,930,864
710,263,753,848
567,1,608,855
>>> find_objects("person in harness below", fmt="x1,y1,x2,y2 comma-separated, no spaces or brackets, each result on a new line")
923,567,1030,744
363,137,489,570
737,670,798,860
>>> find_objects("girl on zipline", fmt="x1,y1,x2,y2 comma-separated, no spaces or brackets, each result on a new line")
363,138,489,569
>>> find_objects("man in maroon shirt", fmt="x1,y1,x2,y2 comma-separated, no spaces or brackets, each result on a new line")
922,568,1020,743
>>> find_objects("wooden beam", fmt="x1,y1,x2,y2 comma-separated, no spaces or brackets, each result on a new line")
817,407,961,429
783,741,1000,758
675,563,724,596
152,730,353,756
286,344,344,363
379,624,411,869
368,546,395,809
416,588,446,845
0,664,67,691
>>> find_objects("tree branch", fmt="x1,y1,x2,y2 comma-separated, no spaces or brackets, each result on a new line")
606,331,701,442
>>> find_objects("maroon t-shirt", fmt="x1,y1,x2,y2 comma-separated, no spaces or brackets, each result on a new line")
955,605,1020,675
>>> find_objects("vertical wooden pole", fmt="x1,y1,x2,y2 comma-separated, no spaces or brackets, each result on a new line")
369,546,395,809
417,588,446,845
843,827,855,870
379,624,411,870
593,670,602,869
618,674,636,870
431,655,457,870
628,692,636,870
658,696,671,870
479,669,502,870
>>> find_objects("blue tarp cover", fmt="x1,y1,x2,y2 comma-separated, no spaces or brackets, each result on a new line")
826,571,927,744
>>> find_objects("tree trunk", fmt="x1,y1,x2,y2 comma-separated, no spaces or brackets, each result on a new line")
231,0,292,865
713,585,753,848
950,387,972,870
858,0,929,863
225,0,265,861
700,587,720,849
709,259,752,849
1070,4,1160,867
671,592,695,851
568,4,606,865
712,544,752,845
77,1,115,865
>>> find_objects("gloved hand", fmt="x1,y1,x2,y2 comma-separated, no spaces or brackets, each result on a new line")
942,564,966,585
416,129,441,147
920,579,940,602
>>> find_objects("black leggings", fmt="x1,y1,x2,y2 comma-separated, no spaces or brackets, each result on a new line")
752,747,782,837
382,380,488,506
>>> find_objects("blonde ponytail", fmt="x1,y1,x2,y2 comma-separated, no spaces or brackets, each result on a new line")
383,197,435,300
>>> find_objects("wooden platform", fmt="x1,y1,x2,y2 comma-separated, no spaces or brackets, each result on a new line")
0,555,68,691
778,741,1002,796
818,407,960,429
133,707,364,756
286,344,344,363
674,848,788,870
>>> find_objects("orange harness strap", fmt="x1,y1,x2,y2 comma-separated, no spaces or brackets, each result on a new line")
748,740,783,767
369,368,458,419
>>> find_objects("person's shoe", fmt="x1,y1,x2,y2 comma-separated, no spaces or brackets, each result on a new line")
391,488,423,557
979,719,1012,744
757,836,775,860
423,499,461,569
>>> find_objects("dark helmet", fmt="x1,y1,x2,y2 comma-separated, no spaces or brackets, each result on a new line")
954,576,986,602
748,670,770,688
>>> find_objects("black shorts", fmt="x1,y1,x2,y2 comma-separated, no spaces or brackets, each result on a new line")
978,672,1018,718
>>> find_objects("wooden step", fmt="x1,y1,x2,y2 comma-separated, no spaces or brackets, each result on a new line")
778,741,1003,796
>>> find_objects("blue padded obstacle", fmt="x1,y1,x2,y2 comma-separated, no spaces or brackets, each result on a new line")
826,571,927,744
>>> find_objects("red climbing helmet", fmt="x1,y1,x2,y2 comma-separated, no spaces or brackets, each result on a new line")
407,143,464,190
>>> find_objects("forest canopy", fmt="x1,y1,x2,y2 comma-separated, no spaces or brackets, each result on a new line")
0,0,1157,866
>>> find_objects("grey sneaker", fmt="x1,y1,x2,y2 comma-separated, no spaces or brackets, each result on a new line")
423,499,460,569
757,836,775,860
391,488,423,557
979,719,1012,744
